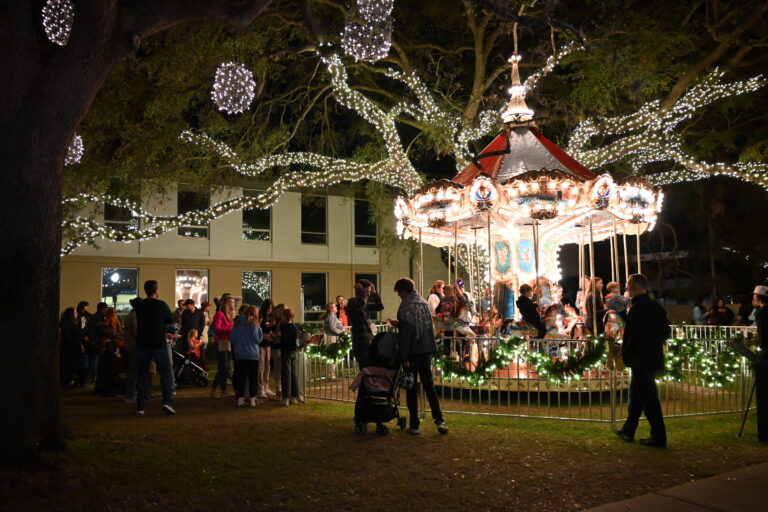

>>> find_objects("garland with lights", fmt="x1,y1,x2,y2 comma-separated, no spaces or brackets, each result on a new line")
661,335,743,388
65,133,84,166
305,332,353,363
211,62,257,114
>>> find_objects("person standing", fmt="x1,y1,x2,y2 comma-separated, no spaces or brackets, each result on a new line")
87,302,109,382
210,294,235,399
174,300,185,318
258,299,277,399
58,308,81,390
707,298,734,326
180,299,205,354
335,295,349,326
279,308,300,406
346,279,384,368
427,280,445,317
230,305,262,407
516,284,547,339
74,301,91,388
122,297,141,403
585,277,606,335
616,274,669,447
692,297,708,325
134,280,176,415
200,301,211,359
390,277,448,435
324,302,344,381
752,285,768,442
94,308,123,397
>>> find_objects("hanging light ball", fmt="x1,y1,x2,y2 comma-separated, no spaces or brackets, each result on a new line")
211,62,256,114
42,0,75,46
342,0,395,63
65,134,84,166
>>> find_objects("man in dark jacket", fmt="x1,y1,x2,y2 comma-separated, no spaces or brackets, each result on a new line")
346,279,384,368
390,277,448,435
516,284,547,338
135,280,176,416
752,285,768,442
616,274,669,447
179,299,205,353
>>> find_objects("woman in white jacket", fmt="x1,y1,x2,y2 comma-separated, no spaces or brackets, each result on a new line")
427,280,445,317
323,302,345,380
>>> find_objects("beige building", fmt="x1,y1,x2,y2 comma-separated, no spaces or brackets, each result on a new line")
60,184,447,320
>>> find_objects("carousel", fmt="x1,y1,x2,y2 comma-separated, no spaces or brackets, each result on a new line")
394,55,664,335
393,56,664,392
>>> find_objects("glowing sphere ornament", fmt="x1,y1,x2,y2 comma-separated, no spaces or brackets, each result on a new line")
211,62,256,114
65,133,84,166
42,0,74,46
342,0,394,63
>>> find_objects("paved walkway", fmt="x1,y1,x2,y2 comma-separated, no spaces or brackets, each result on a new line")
585,462,768,511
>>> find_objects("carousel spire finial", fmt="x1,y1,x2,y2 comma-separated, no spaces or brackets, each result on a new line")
502,54,535,125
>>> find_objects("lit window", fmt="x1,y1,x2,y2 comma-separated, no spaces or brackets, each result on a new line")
242,271,271,308
175,269,209,306
101,267,139,313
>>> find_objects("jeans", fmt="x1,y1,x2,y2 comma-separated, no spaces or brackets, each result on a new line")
234,359,260,398
212,350,231,391
622,367,666,443
258,346,271,393
405,353,444,428
136,347,174,411
280,351,299,399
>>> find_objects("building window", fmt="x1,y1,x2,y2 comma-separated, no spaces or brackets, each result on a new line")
301,195,327,245
354,199,377,247
242,271,271,308
175,269,209,306
242,189,271,241
104,180,139,233
101,267,139,313
301,272,327,321
178,185,209,238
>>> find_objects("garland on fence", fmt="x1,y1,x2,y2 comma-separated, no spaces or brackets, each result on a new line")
433,336,608,386
304,332,353,363
660,335,744,388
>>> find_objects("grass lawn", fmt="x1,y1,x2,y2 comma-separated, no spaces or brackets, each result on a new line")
2,386,767,512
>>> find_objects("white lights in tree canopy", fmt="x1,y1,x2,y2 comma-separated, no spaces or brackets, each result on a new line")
342,0,395,63
65,133,84,166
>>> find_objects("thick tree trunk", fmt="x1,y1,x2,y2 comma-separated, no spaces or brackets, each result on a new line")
0,0,272,464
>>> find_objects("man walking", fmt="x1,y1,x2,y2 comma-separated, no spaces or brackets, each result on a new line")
616,274,669,447
752,285,768,442
390,277,448,435
135,280,176,416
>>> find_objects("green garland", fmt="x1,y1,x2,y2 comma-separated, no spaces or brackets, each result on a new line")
304,332,353,363
661,335,744,388
433,336,607,386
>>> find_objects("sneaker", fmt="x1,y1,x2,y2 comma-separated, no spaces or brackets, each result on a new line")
297,395,305,404
249,398,260,407
265,389,276,397
436,421,449,435
289,398,298,405
280,399,290,407
406,427,420,435
136,409,145,416
237,397,245,407
162,404,176,415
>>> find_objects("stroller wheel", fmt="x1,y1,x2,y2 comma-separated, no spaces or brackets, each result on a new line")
196,377,209,387
397,417,407,430
376,424,389,437
354,422,367,436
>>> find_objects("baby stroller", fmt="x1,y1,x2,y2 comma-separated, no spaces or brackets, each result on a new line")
171,349,209,387
351,332,407,436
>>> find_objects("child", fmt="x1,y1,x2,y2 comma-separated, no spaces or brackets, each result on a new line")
229,305,262,407
186,329,208,371
436,285,457,323
279,308,300,406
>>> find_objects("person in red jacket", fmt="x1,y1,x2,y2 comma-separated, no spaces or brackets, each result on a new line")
210,294,235,398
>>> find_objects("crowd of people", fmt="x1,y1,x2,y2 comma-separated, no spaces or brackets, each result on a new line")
693,296,760,326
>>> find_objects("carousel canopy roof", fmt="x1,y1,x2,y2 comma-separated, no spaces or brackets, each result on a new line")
453,127,596,186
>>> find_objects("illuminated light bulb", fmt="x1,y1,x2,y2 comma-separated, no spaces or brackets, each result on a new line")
42,0,74,46
211,62,256,114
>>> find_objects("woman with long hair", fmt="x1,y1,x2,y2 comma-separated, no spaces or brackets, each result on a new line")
94,308,123,396
210,294,236,398
707,297,734,326
427,280,445,317
59,307,81,389
335,295,349,326
258,299,277,398
230,305,263,407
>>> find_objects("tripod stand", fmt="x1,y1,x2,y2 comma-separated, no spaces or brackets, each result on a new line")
739,379,758,437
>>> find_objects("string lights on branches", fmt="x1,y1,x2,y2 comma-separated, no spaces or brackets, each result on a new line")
42,0,74,46
211,62,257,114
342,0,395,63
65,133,84,166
